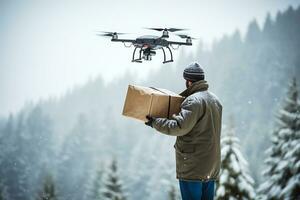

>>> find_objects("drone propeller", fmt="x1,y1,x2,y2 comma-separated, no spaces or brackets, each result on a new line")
176,34,196,39
97,31,128,37
146,27,187,32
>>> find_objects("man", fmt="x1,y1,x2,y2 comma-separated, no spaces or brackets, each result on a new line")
145,62,222,200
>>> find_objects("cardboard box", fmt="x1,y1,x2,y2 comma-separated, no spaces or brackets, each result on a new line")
122,85,184,122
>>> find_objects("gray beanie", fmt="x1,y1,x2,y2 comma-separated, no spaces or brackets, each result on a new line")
183,62,205,82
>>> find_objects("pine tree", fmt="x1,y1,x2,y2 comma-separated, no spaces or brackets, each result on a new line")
245,19,261,44
258,78,300,199
216,120,256,200
0,108,54,200
101,159,127,200
37,174,57,200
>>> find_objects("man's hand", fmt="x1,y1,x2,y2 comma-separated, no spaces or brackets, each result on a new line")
145,115,155,127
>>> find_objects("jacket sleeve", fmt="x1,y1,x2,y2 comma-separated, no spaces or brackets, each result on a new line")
152,97,202,136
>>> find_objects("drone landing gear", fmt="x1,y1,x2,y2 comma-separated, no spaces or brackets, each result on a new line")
132,47,143,63
161,47,173,64
131,46,174,64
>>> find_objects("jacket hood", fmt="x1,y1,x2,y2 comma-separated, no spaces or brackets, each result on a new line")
180,80,209,97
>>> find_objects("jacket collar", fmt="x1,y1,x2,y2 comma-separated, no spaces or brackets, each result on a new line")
179,80,209,97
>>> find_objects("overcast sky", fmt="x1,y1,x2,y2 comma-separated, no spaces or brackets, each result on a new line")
0,0,299,116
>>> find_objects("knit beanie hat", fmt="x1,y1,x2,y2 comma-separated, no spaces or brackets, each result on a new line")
183,62,205,82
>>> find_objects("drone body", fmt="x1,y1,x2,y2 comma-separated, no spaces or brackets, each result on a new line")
98,28,194,64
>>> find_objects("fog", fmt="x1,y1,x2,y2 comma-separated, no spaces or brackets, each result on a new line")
0,1,300,200
0,0,299,115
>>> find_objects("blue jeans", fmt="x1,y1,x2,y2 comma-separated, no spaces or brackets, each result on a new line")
179,179,215,200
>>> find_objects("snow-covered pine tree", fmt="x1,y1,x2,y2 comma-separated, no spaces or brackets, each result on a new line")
258,78,300,199
36,174,57,200
101,158,127,200
216,120,256,200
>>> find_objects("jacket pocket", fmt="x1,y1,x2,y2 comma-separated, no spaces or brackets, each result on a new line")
174,143,196,154
175,144,197,174
180,144,195,153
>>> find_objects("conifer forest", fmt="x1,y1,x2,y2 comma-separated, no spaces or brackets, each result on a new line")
0,3,300,200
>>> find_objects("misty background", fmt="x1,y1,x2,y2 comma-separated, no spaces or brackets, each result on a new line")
0,1,300,200
1,0,299,115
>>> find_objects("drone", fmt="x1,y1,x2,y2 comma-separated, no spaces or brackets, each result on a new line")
97,28,194,64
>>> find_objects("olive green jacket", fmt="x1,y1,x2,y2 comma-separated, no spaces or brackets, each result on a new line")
152,80,222,181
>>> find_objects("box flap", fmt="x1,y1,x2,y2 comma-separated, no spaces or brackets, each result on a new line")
130,85,182,97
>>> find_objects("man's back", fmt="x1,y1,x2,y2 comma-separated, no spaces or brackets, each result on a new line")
174,89,222,181
146,62,222,200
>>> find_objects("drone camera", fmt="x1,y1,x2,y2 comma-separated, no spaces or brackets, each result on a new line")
143,54,152,61
142,49,156,61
